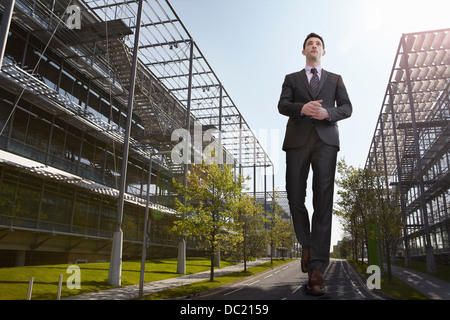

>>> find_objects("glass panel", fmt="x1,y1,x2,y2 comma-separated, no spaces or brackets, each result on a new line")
40,189,73,226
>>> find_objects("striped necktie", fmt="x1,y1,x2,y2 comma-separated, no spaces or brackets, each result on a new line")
310,68,319,96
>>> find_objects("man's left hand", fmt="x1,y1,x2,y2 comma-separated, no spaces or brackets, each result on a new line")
311,107,330,121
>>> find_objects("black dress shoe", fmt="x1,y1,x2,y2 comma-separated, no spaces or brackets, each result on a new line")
306,269,325,296
301,247,310,273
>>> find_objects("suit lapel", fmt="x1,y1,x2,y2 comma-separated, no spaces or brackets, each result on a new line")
299,69,313,97
299,69,329,99
316,69,329,99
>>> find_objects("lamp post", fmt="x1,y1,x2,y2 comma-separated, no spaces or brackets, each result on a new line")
0,0,14,68
109,0,144,287
139,150,172,299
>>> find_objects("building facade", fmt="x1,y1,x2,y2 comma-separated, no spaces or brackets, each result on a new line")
366,29,450,268
0,0,272,267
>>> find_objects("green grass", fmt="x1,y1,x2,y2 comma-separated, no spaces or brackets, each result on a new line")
0,257,236,300
350,259,429,300
140,259,294,300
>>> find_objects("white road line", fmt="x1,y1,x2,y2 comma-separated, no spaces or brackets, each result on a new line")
292,284,303,294
264,274,273,279
223,287,244,296
248,280,260,286
356,288,366,299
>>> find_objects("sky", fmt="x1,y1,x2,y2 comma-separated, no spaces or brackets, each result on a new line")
169,0,450,247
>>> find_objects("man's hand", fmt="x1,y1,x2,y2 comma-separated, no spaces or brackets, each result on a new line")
301,100,330,120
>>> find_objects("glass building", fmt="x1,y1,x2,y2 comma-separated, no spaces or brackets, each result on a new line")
0,0,272,267
366,29,450,270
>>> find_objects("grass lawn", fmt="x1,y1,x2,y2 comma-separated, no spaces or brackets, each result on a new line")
350,259,429,300
0,257,236,300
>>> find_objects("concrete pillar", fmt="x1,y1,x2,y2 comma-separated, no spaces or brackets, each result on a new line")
177,239,186,274
108,230,123,286
214,250,220,268
15,250,26,267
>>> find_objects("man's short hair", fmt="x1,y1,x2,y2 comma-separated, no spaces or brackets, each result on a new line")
303,33,325,50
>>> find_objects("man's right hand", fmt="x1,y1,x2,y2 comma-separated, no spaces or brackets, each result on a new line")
301,100,324,118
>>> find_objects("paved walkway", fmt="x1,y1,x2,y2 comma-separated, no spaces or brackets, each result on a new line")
64,258,450,300
389,264,450,300
65,258,271,300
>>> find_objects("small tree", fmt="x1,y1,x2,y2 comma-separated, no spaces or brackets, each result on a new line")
267,194,295,263
171,162,244,282
371,169,403,283
335,158,403,283
232,193,268,271
335,159,367,261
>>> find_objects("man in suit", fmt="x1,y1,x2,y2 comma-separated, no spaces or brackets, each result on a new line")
278,33,352,295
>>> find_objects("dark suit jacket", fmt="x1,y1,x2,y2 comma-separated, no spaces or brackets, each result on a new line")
278,69,352,151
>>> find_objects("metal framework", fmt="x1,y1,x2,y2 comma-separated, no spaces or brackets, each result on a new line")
79,0,272,169
4,0,271,171
366,29,450,266
0,0,275,267
253,191,290,218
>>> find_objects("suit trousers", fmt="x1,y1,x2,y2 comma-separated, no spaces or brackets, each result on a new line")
285,124,338,274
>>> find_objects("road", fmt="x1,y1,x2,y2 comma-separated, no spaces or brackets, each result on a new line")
189,259,382,300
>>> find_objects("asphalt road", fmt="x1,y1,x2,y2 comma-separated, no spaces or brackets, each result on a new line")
189,259,382,300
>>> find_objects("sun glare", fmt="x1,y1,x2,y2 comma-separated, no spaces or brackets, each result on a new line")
364,0,450,35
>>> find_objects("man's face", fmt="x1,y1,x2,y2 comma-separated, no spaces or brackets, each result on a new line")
302,37,326,63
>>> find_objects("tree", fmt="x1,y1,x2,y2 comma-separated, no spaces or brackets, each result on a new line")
335,159,367,262
171,162,245,282
370,169,403,283
232,193,268,271
267,193,296,263
335,158,403,283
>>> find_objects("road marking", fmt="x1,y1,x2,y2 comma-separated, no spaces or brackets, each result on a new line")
264,274,273,279
292,284,304,294
356,288,366,299
223,287,243,296
248,280,260,286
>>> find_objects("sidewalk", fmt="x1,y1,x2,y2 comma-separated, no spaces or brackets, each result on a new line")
64,258,271,300
389,264,450,300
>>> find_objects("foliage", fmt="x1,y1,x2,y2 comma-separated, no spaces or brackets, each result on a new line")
230,193,268,270
171,162,247,281
170,162,295,281
267,191,296,262
335,158,404,282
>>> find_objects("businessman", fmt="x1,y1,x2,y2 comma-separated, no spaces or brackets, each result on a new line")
278,33,352,295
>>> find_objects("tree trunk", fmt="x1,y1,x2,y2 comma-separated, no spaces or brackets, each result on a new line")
385,240,392,283
210,233,215,282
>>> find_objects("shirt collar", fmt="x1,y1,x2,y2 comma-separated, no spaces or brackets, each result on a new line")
305,64,322,75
